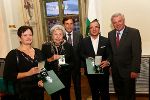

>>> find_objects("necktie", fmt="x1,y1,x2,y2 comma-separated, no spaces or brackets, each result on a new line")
116,32,120,47
67,33,72,45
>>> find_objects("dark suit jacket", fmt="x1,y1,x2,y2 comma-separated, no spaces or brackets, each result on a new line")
108,26,142,78
80,35,111,74
65,31,83,73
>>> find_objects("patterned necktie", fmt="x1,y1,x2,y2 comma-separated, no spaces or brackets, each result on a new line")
67,33,72,45
116,32,120,47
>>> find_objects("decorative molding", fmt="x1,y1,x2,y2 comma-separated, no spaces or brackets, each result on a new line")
23,0,35,26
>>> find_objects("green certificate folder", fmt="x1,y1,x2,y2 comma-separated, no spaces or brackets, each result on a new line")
43,70,65,95
86,58,103,74
86,58,96,74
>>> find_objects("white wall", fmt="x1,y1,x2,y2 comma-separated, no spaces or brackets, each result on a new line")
1,0,150,57
0,0,24,58
94,0,150,55
0,0,44,58
0,0,10,58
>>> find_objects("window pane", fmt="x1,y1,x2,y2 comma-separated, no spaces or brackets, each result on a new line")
46,1,59,17
63,0,79,15
47,18,60,32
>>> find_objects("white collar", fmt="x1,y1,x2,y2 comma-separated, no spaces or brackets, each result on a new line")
66,31,73,35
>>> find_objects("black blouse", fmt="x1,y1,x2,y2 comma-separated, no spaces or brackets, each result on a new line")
42,41,74,75
3,48,43,91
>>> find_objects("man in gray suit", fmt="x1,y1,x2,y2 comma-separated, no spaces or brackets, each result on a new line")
63,17,83,100
108,13,142,100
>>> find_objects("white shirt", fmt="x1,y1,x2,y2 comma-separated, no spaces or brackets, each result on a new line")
116,29,124,40
90,35,99,55
66,31,73,46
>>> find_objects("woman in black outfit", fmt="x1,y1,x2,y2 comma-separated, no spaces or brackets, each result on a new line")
42,24,73,100
3,26,44,100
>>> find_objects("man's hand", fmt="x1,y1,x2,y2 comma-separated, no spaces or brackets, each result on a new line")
100,60,110,68
130,72,139,79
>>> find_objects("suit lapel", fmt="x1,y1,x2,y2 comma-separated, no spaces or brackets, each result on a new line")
111,27,129,50
64,34,67,40
73,32,77,46
87,37,95,56
119,27,128,48
111,31,118,50
97,36,103,55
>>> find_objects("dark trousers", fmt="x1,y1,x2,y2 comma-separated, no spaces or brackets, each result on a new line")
87,74,110,100
1,94,18,100
18,88,44,100
51,87,71,100
72,71,81,100
51,72,71,100
1,89,44,100
112,69,136,100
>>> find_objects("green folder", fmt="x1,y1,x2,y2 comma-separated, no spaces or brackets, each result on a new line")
86,58,103,74
43,70,65,95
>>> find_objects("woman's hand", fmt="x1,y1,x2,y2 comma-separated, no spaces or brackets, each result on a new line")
53,54,61,60
17,67,40,79
38,80,43,87
27,67,40,76
47,54,61,62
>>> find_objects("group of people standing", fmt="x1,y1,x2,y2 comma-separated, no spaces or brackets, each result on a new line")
3,12,141,100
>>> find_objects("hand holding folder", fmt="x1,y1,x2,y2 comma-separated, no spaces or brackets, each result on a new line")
38,61,65,95
86,57,104,74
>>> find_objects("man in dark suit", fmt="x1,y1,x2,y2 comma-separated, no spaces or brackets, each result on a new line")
80,19,111,100
63,17,83,100
108,13,142,100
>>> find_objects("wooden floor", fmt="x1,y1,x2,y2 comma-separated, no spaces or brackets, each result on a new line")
45,75,149,100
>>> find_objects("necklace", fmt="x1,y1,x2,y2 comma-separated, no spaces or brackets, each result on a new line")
18,46,35,59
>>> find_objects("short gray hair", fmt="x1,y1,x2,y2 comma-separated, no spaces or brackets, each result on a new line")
50,24,66,36
111,13,125,22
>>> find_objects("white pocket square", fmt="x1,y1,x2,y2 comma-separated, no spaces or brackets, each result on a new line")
100,46,106,48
